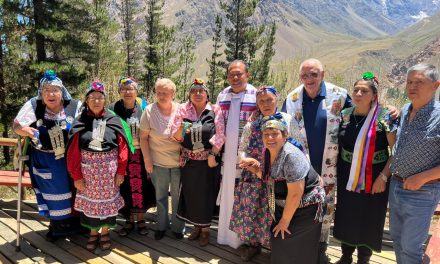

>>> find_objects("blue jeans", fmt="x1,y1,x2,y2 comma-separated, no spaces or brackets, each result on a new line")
151,165,184,233
389,178,440,264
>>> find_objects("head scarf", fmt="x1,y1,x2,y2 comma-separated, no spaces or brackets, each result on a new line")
256,85,277,97
189,78,209,100
118,76,139,90
262,117,288,132
38,70,72,101
85,81,106,96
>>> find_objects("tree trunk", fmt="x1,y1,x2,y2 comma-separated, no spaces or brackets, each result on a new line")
33,0,46,62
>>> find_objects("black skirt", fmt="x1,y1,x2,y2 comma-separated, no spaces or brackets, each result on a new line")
271,204,321,264
176,159,220,227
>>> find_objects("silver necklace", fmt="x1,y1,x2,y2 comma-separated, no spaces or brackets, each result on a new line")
352,113,367,128
191,121,204,151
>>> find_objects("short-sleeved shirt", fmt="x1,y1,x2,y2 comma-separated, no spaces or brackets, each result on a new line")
270,142,310,183
391,99,440,178
139,103,181,168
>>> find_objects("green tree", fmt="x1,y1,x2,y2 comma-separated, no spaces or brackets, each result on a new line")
175,35,196,99
117,0,142,76
221,0,265,66
206,15,225,99
251,21,276,86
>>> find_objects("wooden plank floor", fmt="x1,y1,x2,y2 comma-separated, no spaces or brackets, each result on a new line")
0,199,397,263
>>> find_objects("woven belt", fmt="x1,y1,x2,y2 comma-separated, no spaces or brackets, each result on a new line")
341,147,388,165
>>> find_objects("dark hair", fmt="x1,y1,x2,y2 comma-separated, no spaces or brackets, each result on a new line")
353,78,378,94
227,60,249,74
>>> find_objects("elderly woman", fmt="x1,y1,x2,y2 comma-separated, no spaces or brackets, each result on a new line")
109,77,155,236
333,72,397,264
229,86,291,261
170,78,225,246
13,70,82,242
140,78,184,240
67,81,132,251
245,118,325,263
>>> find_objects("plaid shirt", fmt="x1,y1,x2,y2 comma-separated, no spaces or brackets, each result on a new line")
391,99,440,178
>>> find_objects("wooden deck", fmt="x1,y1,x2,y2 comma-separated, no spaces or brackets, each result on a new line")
0,199,398,264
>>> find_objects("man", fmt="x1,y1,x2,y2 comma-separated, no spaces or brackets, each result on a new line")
389,63,440,264
282,58,351,263
216,60,257,249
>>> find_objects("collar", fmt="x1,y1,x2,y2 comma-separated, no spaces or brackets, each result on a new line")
408,98,436,115
303,81,326,101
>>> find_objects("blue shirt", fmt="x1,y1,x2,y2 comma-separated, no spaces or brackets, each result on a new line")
391,99,440,178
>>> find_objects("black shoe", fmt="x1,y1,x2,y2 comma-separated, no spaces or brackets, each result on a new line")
319,242,330,264
172,231,184,239
45,229,58,242
335,256,353,264
154,230,166,240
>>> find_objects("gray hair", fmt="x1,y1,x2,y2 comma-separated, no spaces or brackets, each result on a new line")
300,58,324,72
407,64,439,82
155,78,176,93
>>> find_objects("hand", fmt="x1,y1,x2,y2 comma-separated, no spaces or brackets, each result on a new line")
23,127,38,138
207,155,218,168
387,105,400,120
371,176,386,194
403,174,426,191
248,110,259,122
273,218,291,239
145,159,153,174
239,158,260,169
74,179,85,192
115,174,124,187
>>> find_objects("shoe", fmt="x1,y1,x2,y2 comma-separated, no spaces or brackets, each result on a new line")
357,256,371,264
137,220,149,235
199,231,210,247
335,256,353,264
86,233,99,251
154,230,166,240
240,245,261,262
99,233,112,251
188,227,201,241
45,228,58,242
172,231,184,239
319,242,330,264
118,221,134,237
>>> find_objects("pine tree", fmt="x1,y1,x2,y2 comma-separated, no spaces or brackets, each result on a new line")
206,15,225,99
117,0,143,77
176,35,196,99
251,21,276,85
221,0,265,66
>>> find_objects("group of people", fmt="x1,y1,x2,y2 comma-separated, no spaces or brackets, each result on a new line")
12,59,439,264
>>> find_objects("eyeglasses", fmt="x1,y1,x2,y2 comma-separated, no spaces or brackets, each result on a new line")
87,96,105,101
352,88,371,95
120,87,137,93
300,72,320,80
42,88,62,95
190,88,206,94
228,72,245,78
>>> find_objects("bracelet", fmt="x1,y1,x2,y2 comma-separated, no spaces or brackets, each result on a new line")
181,122,190,138
380,172,388,182
209,150,220,157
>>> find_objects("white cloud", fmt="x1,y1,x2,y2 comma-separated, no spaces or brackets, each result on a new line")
411,11,429,21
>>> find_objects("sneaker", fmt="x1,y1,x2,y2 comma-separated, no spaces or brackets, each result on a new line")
154,230,166,240
172,231,184,239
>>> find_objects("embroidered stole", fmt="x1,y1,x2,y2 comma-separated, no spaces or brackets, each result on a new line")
286,82,347,185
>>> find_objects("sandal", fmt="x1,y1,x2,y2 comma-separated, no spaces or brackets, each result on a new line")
137,220,149,235
118,221,134,237
86,234,99,251
99,233,112,251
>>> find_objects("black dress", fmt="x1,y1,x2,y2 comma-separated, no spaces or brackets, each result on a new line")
333,106,397,252
109,100,156,218
176,104,222,227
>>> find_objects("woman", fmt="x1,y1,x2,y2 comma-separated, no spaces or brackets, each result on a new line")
333,72,397,264
245,118,325,263
13,70,82,241
139,78,184,240
170,78,225,246
230,86,291,261
67,81,132,251
109,77,155,236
